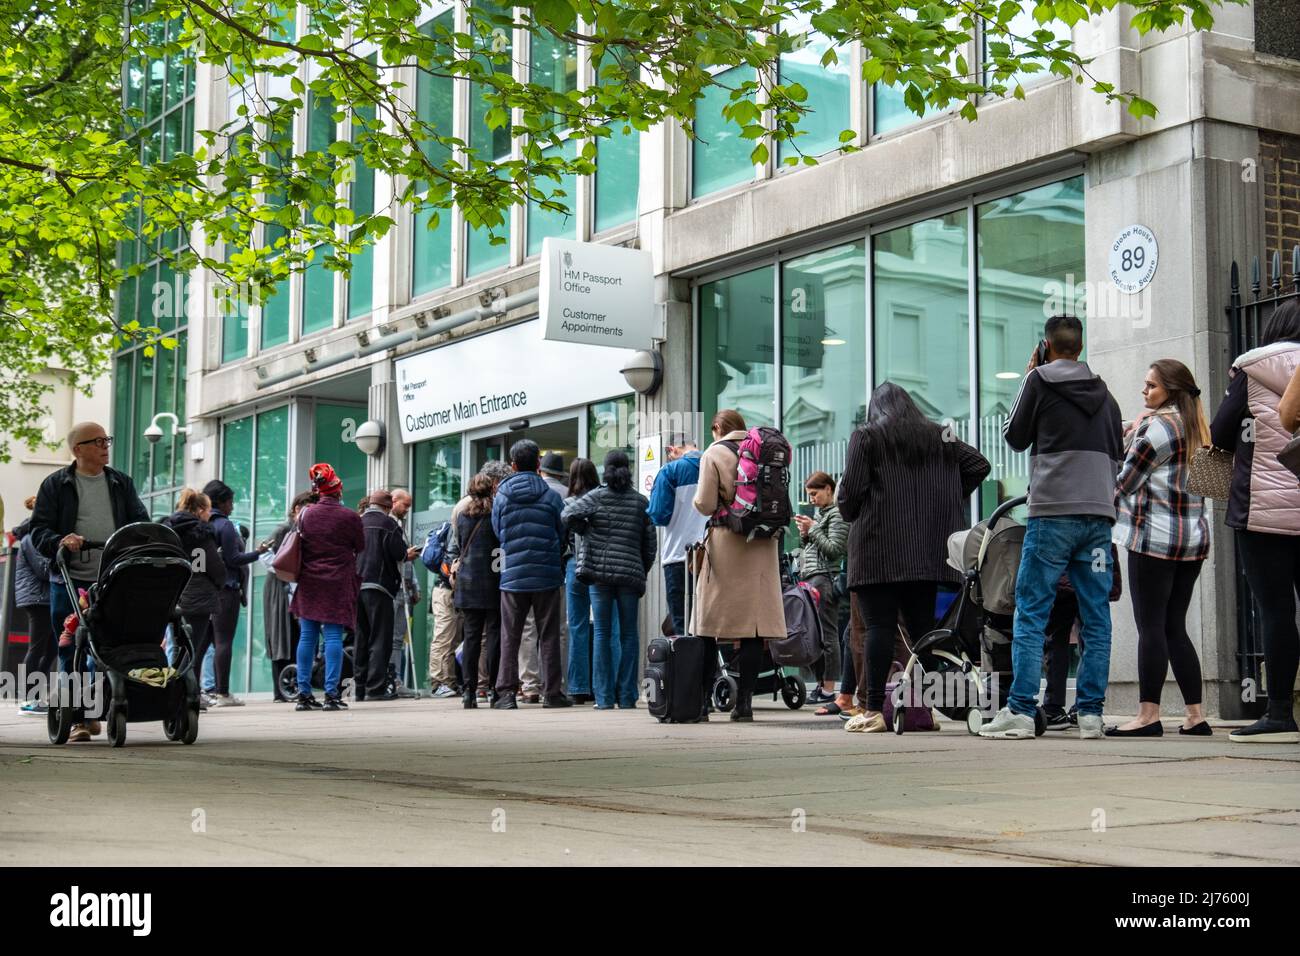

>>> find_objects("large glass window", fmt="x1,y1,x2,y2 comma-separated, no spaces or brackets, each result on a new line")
466,1,513,276
781,241,867,487
874,82,939,136
873,211,971,427
589,396,636,466
411,10,456,298
976,176,1085,508
526,141,577,257
984,2,1072,94
346,88,376,321
777,21,851,164
530,28,578,133
692,67,757,198
261,121,294,349
592,54,640,233
699,266,776,430
301,92,337,336
313,403,368,507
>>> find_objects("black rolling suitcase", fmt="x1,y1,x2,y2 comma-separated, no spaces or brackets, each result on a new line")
646,543,706,723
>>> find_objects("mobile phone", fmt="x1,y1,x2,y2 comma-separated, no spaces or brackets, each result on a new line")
1033,339,1049,368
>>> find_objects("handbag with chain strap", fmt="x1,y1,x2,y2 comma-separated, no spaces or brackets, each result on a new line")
1186,446,1234,500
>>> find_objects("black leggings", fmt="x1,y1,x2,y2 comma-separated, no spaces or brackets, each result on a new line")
1128,551,1205,706
702,638,762,701
460,607,501,697
20,605,55,692
854,582,937,712
1237,531,1300,720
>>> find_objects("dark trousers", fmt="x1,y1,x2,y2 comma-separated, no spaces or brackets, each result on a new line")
854,582,937,712
20,605,55,691
1237,531,1300,719
498,588,563,697
205,588,241,695
1043,589,1080,712
1128,551,1205,706
180,613,211,677
663,562,687,636
702,638,762,701
805,572,841,683
838,616,855,698
356,589,396,696
461,606,501,698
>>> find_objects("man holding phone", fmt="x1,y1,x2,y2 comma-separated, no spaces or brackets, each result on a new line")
980,315,1123,741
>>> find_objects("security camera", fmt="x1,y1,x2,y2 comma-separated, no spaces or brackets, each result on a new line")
144,423,164,445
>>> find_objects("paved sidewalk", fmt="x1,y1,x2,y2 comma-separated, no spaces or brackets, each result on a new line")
1,699,1297,866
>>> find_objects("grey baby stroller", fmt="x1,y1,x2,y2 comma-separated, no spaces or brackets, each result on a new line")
48,523,202,747
889,495,1047,736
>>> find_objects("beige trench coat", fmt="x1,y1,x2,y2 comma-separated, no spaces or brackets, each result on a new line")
689,432,786,641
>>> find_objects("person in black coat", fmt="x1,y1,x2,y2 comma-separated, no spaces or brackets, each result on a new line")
562,450,657,710
454,473,502,709
160,489,227,676
837,383,990,733
356,489,409,701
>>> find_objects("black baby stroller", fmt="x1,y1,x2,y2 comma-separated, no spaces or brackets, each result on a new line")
889,495,1047,737
711,581,821,713
48,523,202,747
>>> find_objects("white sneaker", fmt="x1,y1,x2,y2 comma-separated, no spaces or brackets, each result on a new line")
977,707,1036,739
210,694,244,708
1078,714,1105,739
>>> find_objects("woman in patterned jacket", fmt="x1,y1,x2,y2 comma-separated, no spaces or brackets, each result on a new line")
1108,359,1211,737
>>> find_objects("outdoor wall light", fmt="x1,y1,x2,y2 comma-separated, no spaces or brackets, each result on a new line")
355,419,386,457
820,327,846,346
144,412,190,446
621,349,663,396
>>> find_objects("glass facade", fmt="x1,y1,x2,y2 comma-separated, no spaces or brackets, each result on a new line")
588,396,637,467
411,10,456,298
526,141,577,256
699,266,776,430
313,403,369,508
301,92,337,336
695,176,1084,508
114,0,192,518
777,22,851,163
693,67,757,198
409,434,464,680
985,3,1072,94
466,1,513,276
347,92,376,321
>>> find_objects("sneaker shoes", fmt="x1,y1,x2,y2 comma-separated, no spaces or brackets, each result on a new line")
1043,709,1071,732
210,694,244,708
295,694,323,712
68,724,91,742
542,694,573,708
1229,715,1300,744
1077,714,1105,739
977,707,1035,739
17,700,48,717
492,692,518,710
323,694,348,711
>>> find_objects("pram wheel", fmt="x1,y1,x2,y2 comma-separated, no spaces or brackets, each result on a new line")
47,705,74,745
108,707,127,748
172,705,199,744
712,675,737,713
279,664,299,700
894,705,907,735
780,676,806,710
966,710,984,735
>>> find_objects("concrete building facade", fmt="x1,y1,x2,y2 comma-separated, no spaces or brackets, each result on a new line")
109,1,1300,713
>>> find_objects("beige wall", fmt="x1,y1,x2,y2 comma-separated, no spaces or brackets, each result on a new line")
0,369,113,532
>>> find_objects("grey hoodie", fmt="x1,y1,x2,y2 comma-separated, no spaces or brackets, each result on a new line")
1002,359,1124,521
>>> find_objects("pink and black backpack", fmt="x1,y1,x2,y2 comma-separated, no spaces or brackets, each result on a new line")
713,426,793,540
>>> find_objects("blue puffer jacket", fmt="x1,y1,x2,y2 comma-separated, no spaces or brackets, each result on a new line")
491,472,565,593
12,520,50,609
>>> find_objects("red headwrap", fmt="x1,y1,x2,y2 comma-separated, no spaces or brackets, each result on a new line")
309,462,343,498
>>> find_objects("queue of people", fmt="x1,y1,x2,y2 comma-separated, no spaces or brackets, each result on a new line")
6,305,1299,742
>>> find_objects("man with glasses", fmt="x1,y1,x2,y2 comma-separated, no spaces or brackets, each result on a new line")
30,422,149,742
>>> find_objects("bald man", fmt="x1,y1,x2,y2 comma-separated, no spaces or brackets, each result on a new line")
30,421,148,741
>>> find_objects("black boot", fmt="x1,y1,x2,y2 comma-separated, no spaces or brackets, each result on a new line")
731,691,753,722
463,690,478,709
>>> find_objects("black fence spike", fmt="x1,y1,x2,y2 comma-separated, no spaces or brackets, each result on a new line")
1230,259,1240,293
1251,255,1261,298
1272,250,1283,295
1293,245,1300,293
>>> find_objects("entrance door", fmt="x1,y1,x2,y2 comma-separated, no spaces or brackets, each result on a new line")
470,415,581,478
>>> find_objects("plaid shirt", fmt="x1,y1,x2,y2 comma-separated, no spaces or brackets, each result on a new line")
1114,409,1210,561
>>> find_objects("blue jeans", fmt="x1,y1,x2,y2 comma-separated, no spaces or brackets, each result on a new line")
663,562,686,636
297,619,345,697
565,560,593,695
1010,516,1114,717
589,584,640,708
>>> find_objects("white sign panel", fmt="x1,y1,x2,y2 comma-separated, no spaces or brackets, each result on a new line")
1108,224,1159,294
395,320,633,443
637,434,662,497
540,237,655,349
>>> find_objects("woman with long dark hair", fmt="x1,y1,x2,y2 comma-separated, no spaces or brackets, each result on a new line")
563,458,601,703
160,489,227,686
264,490,317,702
1108,359,1211,736
563,451,657,709
454,473,503,708
1211,300,1300,743
837,383,990,733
